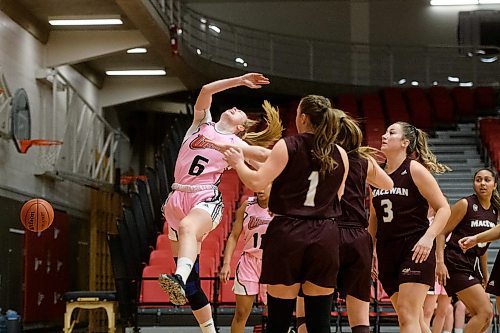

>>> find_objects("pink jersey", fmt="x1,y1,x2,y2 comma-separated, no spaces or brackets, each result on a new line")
174,122,244,186
242,197,272,259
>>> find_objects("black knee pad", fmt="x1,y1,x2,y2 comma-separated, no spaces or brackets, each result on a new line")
351,325,370,333
296,316,306,328
186,289,209,311
304,294,333,333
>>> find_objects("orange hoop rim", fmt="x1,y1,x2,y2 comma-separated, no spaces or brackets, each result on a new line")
18,139,63,154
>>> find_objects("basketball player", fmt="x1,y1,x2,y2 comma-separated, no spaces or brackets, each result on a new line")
295,109,393,333
436,168,499,333
224,95,349,333
368,122,451,333
158,73,281,333
219,185,272,333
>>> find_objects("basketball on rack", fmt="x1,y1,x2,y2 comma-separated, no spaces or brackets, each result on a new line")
20,198,54,232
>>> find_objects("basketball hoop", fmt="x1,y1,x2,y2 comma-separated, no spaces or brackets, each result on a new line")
17,139,63,171
18,139,63,154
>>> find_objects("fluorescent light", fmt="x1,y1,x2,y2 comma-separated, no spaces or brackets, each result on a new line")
243,62,248,67
432,81,438,85
208,25,221,33
480,56,498,63
447,76,460,82
106,70,166,76
127,48,147,54
398,78,407,85
196,48,202,55
49,18,123,26
430,0,478,5
411,81,419,86
235,57,245,64
200,18,207,24
459,82,473,87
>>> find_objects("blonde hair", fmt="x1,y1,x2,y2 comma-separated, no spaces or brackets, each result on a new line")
241,100,283,147
299,95,339,175
474,168,500,212
397,121,451,174
334,109,379,160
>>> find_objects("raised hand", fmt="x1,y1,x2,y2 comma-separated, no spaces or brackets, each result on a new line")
241,73,270,89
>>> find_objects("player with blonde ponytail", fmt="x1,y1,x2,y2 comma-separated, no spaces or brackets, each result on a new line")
158,73,281,333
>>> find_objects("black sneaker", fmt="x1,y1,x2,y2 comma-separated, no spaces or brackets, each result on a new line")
158,273,187,305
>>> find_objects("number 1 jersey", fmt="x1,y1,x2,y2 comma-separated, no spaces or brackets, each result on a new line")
174,122,244,185
371,157,429,241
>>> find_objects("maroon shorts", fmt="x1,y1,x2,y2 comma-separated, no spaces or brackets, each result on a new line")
260,216,340,288
444,247,482,295
487,253,500,296
337,226,373,302
376,232,435,297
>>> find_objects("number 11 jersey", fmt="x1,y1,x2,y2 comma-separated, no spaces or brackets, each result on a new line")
371,157,429,241
242,197,272,259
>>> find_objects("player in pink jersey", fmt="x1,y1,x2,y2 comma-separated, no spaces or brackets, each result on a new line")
158,73,281,333
220,185,272,333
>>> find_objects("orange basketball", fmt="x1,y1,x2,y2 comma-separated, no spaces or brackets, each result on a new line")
20,198,54,232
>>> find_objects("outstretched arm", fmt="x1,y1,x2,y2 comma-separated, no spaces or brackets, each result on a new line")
459,224,500,251
366,155,393,190
193,73,270,125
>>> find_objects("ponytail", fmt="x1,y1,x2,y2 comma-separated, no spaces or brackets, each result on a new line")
241,100,283,147
398,122,451,174
335,109,380,160
299,95,339,175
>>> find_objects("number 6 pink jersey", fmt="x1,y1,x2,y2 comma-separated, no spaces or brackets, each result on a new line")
242,197,273,259
174,122,245,185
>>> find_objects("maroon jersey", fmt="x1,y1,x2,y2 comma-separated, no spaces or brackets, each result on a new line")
269,133,345,218
371,158,429,241
337,154,369,228
447,195,498,258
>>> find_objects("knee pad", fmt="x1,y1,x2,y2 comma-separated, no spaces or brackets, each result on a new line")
296,316,306,328
184,256,210,310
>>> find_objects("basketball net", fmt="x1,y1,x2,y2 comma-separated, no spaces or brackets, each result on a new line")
18,139,63,171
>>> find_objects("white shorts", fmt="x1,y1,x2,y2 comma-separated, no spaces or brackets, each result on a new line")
233,253,267,304
163,187,224,241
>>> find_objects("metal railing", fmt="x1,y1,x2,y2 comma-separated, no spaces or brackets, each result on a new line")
37,69,129,187
150,1,500,88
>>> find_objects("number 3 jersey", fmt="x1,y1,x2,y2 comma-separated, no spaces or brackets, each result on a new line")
174,122,245,186
242,197,272,259
371,157,429,241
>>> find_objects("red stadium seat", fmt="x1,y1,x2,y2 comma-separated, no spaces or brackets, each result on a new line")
428,86,455,124
361,93,385,121
474,86,496,112
405,87,433,130
336,93,359,118
141,265,170,304
149,250,175,272
382,87,410,123
451,87,475,118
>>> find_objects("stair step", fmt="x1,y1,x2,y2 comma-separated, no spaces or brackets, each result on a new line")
428,138,478,145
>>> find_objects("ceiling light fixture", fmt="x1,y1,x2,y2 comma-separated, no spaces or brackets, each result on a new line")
127,48,147,54
49,17,123,26
208,25,221,33
105,70,166,76
430,0,478,5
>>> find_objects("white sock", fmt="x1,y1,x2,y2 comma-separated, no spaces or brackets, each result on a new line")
175,257,194,284
442,331,451,333
454,329,463,333
199,318,216,333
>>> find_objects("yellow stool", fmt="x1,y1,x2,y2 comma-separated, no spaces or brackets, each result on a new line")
63,291,117,333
